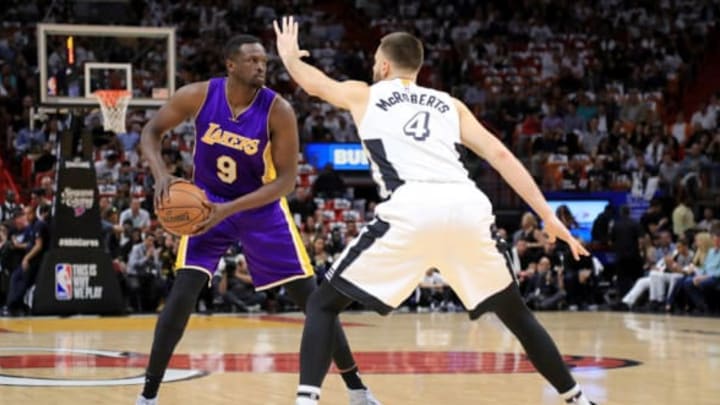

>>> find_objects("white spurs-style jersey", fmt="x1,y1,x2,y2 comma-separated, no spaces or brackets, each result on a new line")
358,78,474,198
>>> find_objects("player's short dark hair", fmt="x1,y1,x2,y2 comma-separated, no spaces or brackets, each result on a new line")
224,35,262,60
379,32,424,72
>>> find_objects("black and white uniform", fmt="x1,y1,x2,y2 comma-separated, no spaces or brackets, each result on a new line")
326,79,513,314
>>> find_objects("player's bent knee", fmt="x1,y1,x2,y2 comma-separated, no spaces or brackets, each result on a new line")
284,277,318,312
305,290,325,316
304,282,348,315
469,282,522,320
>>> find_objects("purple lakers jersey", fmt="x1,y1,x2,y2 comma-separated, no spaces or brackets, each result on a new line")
193,78,277,199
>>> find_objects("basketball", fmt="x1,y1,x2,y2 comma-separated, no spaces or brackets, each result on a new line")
156,182,211,236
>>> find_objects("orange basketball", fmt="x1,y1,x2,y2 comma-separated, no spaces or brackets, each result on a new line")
156,182,211,236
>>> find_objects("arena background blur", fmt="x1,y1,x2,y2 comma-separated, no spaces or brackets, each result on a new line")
0,0,719,318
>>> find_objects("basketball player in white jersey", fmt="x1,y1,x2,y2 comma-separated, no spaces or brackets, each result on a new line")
275,17,596,405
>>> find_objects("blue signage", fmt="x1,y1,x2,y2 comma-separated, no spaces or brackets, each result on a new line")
304,143,369,171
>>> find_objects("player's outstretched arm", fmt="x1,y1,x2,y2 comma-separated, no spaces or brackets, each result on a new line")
140,82,206,206
274,16,367,110
453,98,589,260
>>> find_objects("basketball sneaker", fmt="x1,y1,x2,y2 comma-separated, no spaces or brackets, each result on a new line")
136,395,157,405
565,395,596,405
565,398,597,405
348,388,382,405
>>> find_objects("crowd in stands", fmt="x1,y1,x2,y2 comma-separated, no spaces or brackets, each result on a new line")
0,0,719,315
358,0,720,196
505,202,720,315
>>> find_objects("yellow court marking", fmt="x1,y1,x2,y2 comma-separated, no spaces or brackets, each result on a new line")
0,314,303,333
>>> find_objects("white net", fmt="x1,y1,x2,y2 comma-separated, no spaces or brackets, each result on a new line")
94,90,131,134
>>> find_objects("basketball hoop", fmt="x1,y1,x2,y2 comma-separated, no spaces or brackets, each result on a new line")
93,90,131,134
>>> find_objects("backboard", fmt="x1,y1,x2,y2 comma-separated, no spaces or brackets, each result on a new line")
37,23,176,108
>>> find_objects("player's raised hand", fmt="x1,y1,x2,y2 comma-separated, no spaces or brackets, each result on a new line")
273,16,310,63
542,215,590,261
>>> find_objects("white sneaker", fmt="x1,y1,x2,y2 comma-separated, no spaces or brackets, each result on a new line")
349,389,382,405
136,395,157,405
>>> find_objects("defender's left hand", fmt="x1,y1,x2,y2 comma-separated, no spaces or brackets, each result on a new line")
191,201,232,236
273,16,310,62
543,216,590,261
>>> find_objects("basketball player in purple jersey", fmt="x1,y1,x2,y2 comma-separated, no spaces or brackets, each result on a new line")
137,35,380,405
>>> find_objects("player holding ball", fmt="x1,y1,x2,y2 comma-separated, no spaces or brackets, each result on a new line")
137,34,379,405
155,182,212,236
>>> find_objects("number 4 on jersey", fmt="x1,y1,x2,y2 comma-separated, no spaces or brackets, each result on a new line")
403,111,430,141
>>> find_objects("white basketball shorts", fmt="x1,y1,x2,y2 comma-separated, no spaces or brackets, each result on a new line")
325,182,514,314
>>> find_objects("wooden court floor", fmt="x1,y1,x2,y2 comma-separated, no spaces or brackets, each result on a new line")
0,311,719,404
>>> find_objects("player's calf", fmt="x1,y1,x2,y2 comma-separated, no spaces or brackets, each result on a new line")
477,284,596,405
138,269,209,403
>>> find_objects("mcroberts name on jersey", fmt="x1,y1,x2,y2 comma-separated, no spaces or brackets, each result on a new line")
375,91,450,113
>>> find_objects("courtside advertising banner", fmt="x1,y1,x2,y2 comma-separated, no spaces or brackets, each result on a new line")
304,143,369,171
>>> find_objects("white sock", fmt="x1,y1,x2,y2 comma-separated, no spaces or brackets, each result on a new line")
561,384,591,404
296,385,321,405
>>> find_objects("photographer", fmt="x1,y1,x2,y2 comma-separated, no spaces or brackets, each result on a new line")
415,268,457,312
158,232,177,296
126,234,163,312
215,254,266,312
324,226,346,257
525,256,567,311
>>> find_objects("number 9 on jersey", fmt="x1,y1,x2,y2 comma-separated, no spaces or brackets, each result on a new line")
217,155,237,183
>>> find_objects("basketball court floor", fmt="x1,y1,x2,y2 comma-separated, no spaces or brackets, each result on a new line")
1,311,718,404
